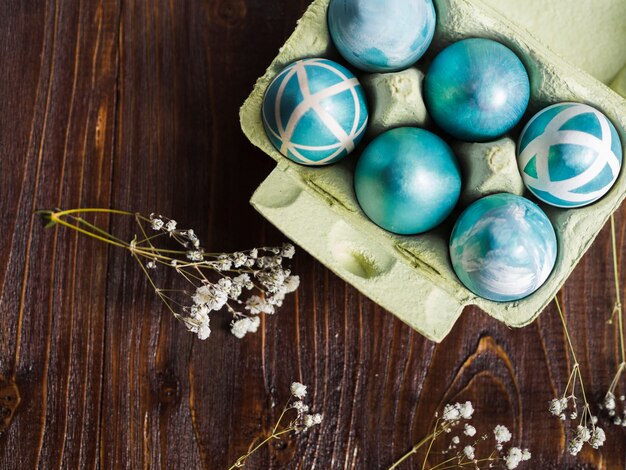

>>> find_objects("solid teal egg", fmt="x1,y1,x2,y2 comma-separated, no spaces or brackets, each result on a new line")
354,127,461,235
424,38,530,142
450,193,557,302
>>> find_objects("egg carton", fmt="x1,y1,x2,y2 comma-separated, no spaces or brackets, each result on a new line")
240,0,626,342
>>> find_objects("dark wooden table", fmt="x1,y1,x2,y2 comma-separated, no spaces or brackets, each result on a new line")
1,1,625,468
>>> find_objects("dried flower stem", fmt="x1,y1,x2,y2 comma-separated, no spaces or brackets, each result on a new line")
551,296,605,454
388,419,450,470
554,296,593,421
601,215,626,426
229,419,296,470
389,402,529,469
429,451,498,470
39,208,300,340
229,383,322,469
608,214,626,389
555,297,587,400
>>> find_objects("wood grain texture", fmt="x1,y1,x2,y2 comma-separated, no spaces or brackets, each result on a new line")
0,1,625,468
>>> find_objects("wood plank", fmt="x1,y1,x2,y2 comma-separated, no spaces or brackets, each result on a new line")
0,1,624,468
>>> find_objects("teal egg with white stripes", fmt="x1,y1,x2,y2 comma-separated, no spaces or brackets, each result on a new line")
517,102,622,208
262,58,369,166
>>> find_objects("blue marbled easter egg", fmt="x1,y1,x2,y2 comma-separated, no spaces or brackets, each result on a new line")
262,58,369,166
354,127,461,235
423,38,530,142
449,193,557,302
517,102,623,208
327,0,436,72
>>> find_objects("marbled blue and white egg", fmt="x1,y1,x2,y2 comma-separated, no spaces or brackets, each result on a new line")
517,102,623,207
423,38,530,142
262,58,369,166
327,0,436,73
449,193,557,302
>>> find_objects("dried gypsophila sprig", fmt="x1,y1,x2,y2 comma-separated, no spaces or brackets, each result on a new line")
388,401,531,470
229,382,322,469
548,296,606,455
38,208,300,341
599,215,626,427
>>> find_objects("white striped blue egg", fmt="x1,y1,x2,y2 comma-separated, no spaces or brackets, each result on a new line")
262,58,369,166
517,102,622,208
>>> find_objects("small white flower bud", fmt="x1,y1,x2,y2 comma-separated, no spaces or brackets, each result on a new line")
290,382,307,399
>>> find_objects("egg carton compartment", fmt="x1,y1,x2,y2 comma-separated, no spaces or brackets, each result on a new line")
240,0,626,342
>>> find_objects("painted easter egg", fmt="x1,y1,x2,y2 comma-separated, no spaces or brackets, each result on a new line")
327,0,436,73
262,58,369,166
354,127,461,235
423,38,530,142
517,102,622,207
449,193,557,302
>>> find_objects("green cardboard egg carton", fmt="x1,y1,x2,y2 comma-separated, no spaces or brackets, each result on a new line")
240,0,626,342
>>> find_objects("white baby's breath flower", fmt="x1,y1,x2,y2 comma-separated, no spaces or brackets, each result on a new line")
256,268,287,293
302,413,322,428
590,427,606,449
232,252,247,268
303,414,315,428
190,304,210,323
193,284,228,311
228,283,243,300
442,403,461,422
215,255,233,271
459,401,474,419
197,322,211,340
521,449,531,461
231,318,252,339
576,425,591,442
165,219,177,232
549,397,567,416
185,229,199,247
464,424,476,437
245,295,274,315
283,275,300,293
505,447,523,469
292,400,309,415
604,392,617,411
291,382,307,399
186,250,203,261
281,243,295,259
150,217,164,230
494,425,512,444
451,436,460,445
247,316,261,333
267,291,285,307
146,260,156,269
463,445,475,460
568,437,583,456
